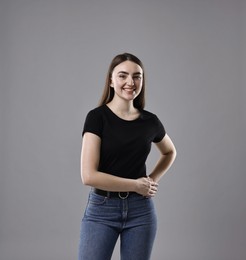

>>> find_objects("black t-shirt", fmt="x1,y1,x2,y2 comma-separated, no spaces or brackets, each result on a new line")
82,105,166,179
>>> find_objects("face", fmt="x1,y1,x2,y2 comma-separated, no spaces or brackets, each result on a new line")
110,60,143,102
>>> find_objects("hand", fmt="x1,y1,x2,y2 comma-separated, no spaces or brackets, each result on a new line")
135,177,159,197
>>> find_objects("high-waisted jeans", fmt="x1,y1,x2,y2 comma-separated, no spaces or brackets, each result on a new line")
78,191,157,260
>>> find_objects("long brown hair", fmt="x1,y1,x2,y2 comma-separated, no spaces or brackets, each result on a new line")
98,53,146,110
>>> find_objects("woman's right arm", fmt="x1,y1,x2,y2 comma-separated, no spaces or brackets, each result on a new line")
81,132,158,197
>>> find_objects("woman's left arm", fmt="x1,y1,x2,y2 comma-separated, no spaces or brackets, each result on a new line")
149,134,177,183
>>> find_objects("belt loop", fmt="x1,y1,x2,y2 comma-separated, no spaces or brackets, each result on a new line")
107,191,110,198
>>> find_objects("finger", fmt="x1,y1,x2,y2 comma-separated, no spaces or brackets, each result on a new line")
151,181,158,187
149,186,157,194
147,191,156,197
150,184,158,190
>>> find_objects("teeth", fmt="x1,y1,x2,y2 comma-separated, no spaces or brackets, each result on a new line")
123,88,135,91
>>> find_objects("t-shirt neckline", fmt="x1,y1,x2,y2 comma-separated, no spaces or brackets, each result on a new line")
104,104,142,122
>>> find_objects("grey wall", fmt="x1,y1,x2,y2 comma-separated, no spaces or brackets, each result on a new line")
1,0,245,259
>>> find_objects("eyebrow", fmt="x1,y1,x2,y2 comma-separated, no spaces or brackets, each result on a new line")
117,71,142,75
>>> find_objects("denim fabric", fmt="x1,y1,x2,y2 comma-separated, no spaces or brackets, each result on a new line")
78,191,157,260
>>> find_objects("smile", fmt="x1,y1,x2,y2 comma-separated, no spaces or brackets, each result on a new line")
122,88,136,92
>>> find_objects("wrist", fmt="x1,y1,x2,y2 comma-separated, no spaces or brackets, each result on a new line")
132,178,141,193
148,174,158,183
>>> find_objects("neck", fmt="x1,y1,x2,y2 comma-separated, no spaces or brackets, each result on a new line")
108,98,135,114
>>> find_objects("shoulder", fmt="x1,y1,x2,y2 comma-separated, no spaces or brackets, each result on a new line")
141,109,165,130
141,109,160,122
86,105,106,118
88,105,105,114
84,106,107,127
141,110,166,142
83,106,106,137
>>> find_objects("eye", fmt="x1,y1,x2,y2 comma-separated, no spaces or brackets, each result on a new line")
133,75,142,80
118,74,127,79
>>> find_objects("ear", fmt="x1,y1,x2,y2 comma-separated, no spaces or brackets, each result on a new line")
110,79,113,88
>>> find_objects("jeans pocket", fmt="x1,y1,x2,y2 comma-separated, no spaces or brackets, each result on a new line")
88,192,107,205
84,193,111,221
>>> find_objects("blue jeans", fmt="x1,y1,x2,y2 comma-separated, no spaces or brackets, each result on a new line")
78,191,157,260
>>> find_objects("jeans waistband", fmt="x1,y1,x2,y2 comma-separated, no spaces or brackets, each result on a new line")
92,188,138,199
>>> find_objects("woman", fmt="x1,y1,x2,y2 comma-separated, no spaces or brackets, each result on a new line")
79,53,176,260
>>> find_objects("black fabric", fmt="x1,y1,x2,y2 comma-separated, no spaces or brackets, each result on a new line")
82,105,166,179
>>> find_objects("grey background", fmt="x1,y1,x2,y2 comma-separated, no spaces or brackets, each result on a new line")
1,0,245,259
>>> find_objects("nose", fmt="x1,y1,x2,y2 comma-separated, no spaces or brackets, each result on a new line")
127,76,134,86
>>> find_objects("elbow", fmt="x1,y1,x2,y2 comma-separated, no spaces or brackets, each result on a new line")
81,169,95,186
81,172,90,186
173,146,177,160
171,147,177,162
165,147,177,163
81,176,89,186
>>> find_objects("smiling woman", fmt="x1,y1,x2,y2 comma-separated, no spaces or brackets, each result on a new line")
108,60,143,119
78,53,176,260
99,53,146,110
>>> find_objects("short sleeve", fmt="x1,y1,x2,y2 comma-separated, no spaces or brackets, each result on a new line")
82,109,103,138
153,116,166,143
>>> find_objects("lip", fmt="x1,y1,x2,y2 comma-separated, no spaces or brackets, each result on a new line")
122,88,136,91
123,88,136,94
